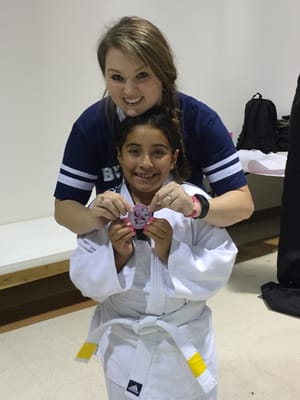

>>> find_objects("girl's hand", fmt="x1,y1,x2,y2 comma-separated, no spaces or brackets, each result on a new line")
109,218,135,271
144,218,173,264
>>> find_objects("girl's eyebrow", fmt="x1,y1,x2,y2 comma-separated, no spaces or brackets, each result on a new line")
125,142,142,148
125,143,169,149
151,144,170,149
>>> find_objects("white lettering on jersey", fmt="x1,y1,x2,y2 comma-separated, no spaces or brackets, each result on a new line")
102,165,121,182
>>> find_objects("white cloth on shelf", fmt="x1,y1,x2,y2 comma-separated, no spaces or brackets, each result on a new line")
238,149,287,177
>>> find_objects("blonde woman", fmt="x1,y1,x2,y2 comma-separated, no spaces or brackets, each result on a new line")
54,16,254,235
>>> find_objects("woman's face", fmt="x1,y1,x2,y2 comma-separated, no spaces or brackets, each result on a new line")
104,48,163,117
117,124,178,200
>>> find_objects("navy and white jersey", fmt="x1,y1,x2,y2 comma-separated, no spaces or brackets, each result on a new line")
54,92,246,204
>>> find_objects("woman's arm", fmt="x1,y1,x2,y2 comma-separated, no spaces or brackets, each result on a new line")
55,192,133,235
55,199,107,234
201,185,254,227
149,183,254,228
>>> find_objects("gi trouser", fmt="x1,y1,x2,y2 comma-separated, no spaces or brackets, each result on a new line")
76,303,218,400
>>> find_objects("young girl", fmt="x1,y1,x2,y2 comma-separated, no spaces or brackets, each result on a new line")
70,107,237,399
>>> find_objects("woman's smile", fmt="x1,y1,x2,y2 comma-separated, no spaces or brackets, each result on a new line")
123,96,144,105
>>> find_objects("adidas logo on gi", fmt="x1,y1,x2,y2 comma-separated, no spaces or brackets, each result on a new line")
126,380,143,397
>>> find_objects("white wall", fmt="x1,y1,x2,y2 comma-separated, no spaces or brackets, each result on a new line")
1,0,299,224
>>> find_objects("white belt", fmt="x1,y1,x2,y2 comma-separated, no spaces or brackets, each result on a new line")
76,305,216,398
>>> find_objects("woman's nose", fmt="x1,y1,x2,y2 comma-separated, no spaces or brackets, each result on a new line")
123,79,137,95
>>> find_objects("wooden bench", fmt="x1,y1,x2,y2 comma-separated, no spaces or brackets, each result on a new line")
0,217,92,326
0,217,76,289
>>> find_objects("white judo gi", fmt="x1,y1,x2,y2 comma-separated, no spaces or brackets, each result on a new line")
70,181,237,400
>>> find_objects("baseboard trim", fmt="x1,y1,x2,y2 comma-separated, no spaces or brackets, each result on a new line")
0,299,96,334
0,272,89,326
238,206,281,225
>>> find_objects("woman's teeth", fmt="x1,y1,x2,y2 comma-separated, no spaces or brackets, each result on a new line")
124,97,143,105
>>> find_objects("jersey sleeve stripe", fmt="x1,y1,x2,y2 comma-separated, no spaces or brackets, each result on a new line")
57,173,95,191
202,153,239,173
61,163,98,179
205,162,243,183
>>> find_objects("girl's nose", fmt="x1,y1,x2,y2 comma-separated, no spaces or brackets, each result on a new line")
140,154,153,168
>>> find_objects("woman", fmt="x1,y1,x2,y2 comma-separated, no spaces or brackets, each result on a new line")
70,107,237,399
54,16,254,234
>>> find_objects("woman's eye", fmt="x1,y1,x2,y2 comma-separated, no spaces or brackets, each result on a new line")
136,71,149,80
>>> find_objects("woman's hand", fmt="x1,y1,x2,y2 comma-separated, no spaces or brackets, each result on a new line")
144,218,173,264
91,191,133,223
148,182,195,217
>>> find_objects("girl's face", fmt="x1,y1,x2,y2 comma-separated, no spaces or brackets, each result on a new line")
104,48,163,117
117,124,178,202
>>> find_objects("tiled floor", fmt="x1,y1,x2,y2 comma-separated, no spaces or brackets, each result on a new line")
1,215,300,400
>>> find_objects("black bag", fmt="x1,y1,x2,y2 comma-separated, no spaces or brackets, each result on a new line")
236,92,278,153
261,281,300,317
260,76,300,318
277,74,300,286
276,115,290,151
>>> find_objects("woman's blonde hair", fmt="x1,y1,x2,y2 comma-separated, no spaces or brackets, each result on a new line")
97,16,179,120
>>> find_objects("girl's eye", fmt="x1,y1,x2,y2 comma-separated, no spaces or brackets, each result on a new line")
128,149,140,156
152,150,166,158
111,74,124,82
